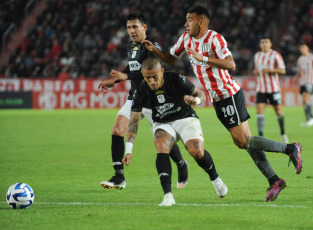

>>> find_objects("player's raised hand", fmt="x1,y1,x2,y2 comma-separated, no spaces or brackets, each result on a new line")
142,40,155,52
110,70,128,83
186,47,204,62
122,153,132,166
98,78,115,93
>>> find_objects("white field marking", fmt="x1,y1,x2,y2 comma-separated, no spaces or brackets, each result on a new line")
0,201,307,208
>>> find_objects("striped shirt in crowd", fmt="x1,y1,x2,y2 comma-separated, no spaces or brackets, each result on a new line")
254,49,285,93
297,53,313,85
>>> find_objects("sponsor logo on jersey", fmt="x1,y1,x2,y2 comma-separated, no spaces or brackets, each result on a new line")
157,94,165,103
129,60,141,71
201,44,210,52
155,103,174,114
179,74,186,83
133,46,138,51
131,51,137,58
154,42,161,50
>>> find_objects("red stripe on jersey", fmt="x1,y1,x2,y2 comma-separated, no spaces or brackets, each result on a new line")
219,69,232,96
269,51,275,92
269,74,274,91
195,42,213,99
174,32,187,56
275,76,281,91
187,37,192,55
260,55,267,92
276,52,284,66
215,34,226,59
209,38,225,99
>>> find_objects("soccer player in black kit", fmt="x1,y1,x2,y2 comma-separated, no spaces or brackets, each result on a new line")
122,58,227,206
98,13,188,190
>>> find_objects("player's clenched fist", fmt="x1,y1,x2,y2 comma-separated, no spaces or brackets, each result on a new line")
122,153,132,166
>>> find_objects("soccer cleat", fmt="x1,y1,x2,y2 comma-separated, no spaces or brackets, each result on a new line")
100,174,126,190
287,143,303,174
265,179,286,202
211,177,228,198
281,134,288,144
300,118,313,127
306,118,313,126
177,160,188,189
159,192,176,206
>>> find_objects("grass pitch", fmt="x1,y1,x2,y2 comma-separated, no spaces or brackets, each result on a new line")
0,107,312,229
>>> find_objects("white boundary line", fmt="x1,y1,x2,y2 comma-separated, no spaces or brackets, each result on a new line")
1,201,308,208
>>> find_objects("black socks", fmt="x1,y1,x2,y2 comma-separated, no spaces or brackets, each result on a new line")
195,150,218,181
112,135,125,174
156,153,172,194
169,144,184,168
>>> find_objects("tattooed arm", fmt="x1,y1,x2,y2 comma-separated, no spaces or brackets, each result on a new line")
184,87,206,106
122,111,142,166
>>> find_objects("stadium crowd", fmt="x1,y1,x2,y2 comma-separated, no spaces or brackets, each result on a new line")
0,0,312,79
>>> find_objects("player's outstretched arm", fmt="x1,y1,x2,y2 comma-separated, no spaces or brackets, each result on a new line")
110,70,128,83
122,111,141,166
187,47,236,71
184,87,206,106
98,78,115,93
262,68,286,75
142,40,177,64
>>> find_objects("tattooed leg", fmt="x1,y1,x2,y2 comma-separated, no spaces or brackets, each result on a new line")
185,139,204,159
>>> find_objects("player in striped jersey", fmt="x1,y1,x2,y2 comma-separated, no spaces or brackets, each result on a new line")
142,5,303,202
253,37,288,143
294,42,313,126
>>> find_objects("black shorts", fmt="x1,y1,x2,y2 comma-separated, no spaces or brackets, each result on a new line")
300,84,313,95
213,88,251,130
256,92,282,105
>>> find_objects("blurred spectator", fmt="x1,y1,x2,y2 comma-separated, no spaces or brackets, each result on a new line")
1,0,312,78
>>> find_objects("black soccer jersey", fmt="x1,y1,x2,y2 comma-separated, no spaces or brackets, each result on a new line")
131,72,199,123
122,37,161,100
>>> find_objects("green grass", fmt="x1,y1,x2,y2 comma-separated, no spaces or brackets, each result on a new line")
0,107,312,229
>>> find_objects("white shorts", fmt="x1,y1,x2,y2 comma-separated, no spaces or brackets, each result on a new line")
153,117,204,144
117,100,153,125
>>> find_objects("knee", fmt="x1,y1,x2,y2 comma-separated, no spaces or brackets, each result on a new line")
189,149,203,160
233,138,247,149
112,124,127,136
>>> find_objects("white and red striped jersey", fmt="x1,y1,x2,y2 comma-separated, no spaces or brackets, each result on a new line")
254,49,285,93
170,30,240,102
297,53,313,85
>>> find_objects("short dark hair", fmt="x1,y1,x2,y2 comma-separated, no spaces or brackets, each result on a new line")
187,5,210,20
299,41,308,46
127,13,146,24
260,36,271,41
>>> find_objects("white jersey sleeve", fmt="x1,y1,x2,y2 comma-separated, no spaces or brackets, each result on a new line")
274,52,285,69
211,34,232,59
170,32,188,58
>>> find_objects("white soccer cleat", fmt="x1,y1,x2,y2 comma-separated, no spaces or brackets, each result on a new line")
300,118,313,127
211,177,228,198
306,118,313,126
159,192,176,206
100,175,126,190
281,134,289,144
